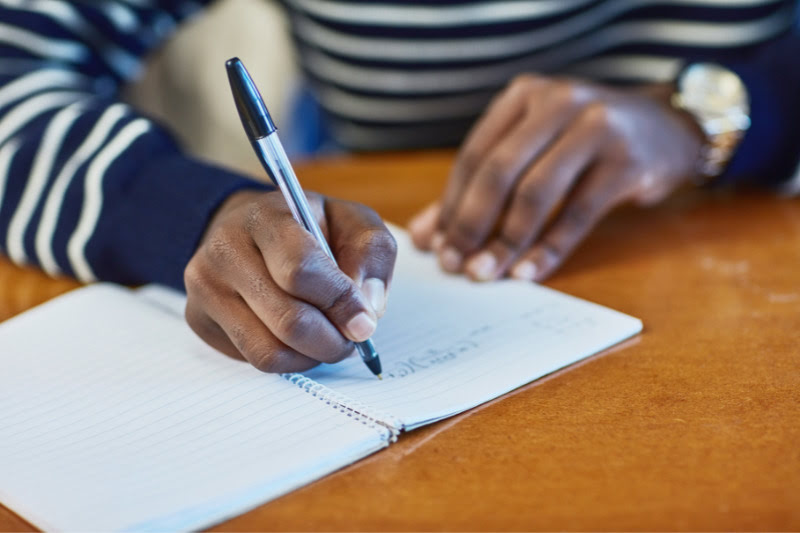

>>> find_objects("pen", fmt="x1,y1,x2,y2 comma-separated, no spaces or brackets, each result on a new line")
225,57,383,379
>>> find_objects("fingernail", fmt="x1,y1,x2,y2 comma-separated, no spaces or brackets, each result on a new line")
346,312,377,342
431,233,446,253
466,251,496,281
362,278,386,317
440,246,463,272
511,261,537,281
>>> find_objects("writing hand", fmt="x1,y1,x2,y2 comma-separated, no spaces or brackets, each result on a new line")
185,190,397,373
409,75,704,282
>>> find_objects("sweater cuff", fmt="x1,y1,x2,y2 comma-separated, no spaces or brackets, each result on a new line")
104,155,272,290
716,34,800,187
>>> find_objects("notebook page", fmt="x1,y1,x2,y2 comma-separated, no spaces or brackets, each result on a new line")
301,229,643,430
0,284,389,532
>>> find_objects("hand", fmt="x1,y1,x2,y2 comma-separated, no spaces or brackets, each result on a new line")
184,190,397,373
409,75,704,282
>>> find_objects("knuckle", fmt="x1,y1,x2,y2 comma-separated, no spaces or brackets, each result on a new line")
359,228,398,261
548,79,576,106
579,102,610,129
481,154,513,186
229,325,279,372
281,252,327,293
562,204,594,229
274,305,315,344
251,349,281,373
183,304,206,336
243,202,267,235
228,323,256,359
509,73,541,94
452,217,484,247
322,279,361,314
539,239,564,261
183,260,204,293
515,182,546,214
457,149,481,178
204,232,239,265
247,272,271,298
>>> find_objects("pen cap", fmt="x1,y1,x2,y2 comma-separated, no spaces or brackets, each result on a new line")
225,57,277,140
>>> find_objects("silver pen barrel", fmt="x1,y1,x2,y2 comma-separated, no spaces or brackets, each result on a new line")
253,134,383,377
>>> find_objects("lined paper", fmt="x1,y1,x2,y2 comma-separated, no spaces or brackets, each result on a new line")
0,285,388,532
302,230,642,429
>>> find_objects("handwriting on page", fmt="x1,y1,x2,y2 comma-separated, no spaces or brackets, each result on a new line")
380,308,598,380
382,339,479,379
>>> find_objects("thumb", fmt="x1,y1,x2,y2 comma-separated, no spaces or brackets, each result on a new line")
326,199,398,318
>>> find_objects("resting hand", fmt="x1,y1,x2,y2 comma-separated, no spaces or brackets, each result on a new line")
184,190,397,373
409,75,704,282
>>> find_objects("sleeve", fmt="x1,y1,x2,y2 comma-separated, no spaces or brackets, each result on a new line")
0,1,272,291
718,18,800,191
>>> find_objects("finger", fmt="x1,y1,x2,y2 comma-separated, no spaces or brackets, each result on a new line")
439,89,583,270
408,202,441,251
225,246,355,364
511,162,631,282
326,199,398,318
185,299,243,362
185,285,319,373
463,104,606,281
248,202,377,344
438,75,545,227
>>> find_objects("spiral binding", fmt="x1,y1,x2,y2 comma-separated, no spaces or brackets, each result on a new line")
282,374,402,442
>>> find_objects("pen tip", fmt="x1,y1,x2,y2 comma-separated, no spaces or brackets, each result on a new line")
377,374,383,380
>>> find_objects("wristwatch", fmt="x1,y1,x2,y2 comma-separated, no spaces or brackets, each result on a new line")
671,63,751,184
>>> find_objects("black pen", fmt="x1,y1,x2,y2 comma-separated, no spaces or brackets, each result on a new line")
225,57,383,379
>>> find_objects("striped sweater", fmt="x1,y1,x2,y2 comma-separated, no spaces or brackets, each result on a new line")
0,0,798,291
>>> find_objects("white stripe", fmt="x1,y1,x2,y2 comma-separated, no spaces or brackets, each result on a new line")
294,0,790,62
0,90,87,146
316,86,492,122
563,55,685,82
67,118,150,282
0,68,84,111
0,0,142,79
0,138,23,221
99,2,140,33
35,103,129,276
287,0,594,27
0,0,82,28
301,7,789,93
6,102,85,265
289,0,783,27
0,22,86,62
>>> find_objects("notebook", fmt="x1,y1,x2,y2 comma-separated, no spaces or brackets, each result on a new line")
0,229,642,532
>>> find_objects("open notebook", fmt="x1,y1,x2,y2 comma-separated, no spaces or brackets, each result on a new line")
0,229,641,532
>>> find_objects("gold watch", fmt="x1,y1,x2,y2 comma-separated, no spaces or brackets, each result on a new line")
671,63,751,184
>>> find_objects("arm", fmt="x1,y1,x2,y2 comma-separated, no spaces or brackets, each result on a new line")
0,1,265,289
408,24,800,282
720,26,800,189
0,2,397,373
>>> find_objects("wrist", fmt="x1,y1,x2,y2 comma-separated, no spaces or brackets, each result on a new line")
670,63,751,185
635,82,707,184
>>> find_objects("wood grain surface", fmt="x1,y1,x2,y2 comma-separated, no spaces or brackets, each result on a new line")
1,150,798,531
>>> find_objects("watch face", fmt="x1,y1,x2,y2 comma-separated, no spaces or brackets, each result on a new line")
679,63,750,133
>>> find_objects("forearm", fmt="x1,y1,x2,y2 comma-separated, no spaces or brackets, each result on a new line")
0,1,271,289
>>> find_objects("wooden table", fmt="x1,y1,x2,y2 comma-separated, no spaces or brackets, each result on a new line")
1,151,799,531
